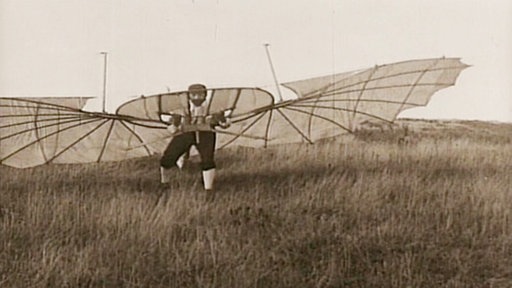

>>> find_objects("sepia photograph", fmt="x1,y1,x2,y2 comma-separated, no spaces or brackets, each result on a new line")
1,0,511,287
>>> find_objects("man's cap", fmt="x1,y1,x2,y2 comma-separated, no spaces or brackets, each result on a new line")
188,84,207,94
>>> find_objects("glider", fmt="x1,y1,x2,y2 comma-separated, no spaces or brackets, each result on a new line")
0,57,468,168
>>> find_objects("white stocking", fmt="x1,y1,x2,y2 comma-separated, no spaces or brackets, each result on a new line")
202,168,215,190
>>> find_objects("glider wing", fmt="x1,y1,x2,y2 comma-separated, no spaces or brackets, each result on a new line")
116,88,276,149
0,97,165,168
0,57,468,168
262,57,469,144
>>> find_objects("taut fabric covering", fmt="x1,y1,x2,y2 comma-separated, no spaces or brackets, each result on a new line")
1,58,468,168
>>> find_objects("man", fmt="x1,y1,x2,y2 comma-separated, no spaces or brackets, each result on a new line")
159,84,230,198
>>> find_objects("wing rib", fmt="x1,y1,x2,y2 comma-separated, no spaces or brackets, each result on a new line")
264,109,273,148
298,98,424,106
140,96,150,120
0,104,80,113
0,115,83,129
218,111,269,149
275,109,313,144
0,113,84,118
281,106,352,133
352,66,378,121
393,59,440,119
33,105,49,163
96,120,116,162
44,119,111,164
298,63,465,99
213,129,268,140
1,117,103,163
0,97,85,112
0,116,91,141
118,120,153,155
291,103,394,124
319,83,453,99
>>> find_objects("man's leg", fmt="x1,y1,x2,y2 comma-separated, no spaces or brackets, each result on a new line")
196,132,217,191
160,133,194,184
176,149,190,170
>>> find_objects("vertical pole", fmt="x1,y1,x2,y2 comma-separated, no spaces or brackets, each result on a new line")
100,52,108,113
263,43,283,102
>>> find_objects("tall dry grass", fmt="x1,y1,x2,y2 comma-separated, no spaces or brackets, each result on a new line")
1,119,511,287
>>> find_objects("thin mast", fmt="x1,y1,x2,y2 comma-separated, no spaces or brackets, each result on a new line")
263,43,283,102
100,52,108,113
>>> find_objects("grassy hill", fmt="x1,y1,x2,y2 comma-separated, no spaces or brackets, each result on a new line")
1,119,511,287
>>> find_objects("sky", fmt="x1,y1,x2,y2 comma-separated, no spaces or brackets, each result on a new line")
1,0,511,122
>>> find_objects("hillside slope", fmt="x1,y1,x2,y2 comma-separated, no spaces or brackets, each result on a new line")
1,119,511,287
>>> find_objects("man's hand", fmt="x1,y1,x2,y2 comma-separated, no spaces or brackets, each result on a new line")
217,117,231,129
167,124,178,134
160,113,182,126
210,112,231,129
211,112,226,124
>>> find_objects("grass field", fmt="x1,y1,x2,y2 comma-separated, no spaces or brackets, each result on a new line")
1,119,511,287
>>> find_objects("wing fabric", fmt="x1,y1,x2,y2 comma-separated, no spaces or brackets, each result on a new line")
117,88,276,149
270,57,469,143
0,58,468,168
0,97,166,168
116,58,468,150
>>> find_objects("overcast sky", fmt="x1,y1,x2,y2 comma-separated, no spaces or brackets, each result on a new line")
1,0,511,122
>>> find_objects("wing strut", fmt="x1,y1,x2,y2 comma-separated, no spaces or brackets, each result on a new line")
263,43,284,102
100,51,109,113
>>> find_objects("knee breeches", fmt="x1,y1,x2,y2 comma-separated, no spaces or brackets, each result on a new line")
160,132,216,171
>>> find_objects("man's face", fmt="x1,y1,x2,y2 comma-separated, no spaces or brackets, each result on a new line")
189,91,207,106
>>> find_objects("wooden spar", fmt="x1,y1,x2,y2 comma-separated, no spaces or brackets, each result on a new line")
100,52,108,113
263,43,283,102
